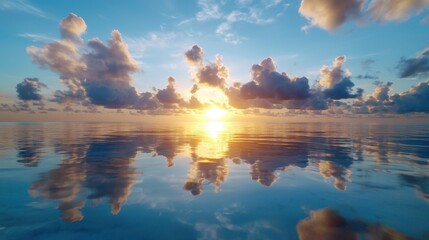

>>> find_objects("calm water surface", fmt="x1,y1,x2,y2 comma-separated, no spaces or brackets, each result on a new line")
0,122,428,239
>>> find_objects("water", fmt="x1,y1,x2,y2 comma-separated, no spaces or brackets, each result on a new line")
0,122,428,240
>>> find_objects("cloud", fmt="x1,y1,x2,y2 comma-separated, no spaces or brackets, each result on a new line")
196,0,222,21
226,55,361,111
196,55,229,89
324,77,363,99
156,77,183,107
82,30,140,108
189,0,286,44
390,80,429,113
184,44,204,65
299,0,429,31
240,57,310,100
0,0,51,19
352,80,429,114
19,33,54,42
215,8,277,44
319,56,363,100
124,32,177,58
299,0,365,30
397,47,429,78
60,13,87,41
369,0,429,21
355,74,378,79
16,77,46,101
185,45,229,91
27,13,180,110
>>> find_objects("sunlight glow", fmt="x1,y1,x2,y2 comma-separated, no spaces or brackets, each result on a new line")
204,121,225,139
205,107,226,121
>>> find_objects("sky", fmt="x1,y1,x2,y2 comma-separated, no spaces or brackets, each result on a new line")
0,0,429,121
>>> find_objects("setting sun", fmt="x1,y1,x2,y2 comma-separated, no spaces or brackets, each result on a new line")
204,107,226,121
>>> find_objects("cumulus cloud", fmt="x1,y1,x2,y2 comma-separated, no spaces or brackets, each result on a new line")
82,30,140,108
299,0,365,30
240,57,310,100
185,45,229,91
196,55,229,89
319,56,363,100
226,55,362,111
156,77,182,107
16,77,46,101
59,13,87,41
27,13,87,104
390,80,429,113
352,80,429,114
28,13,141,109
184,44,204,65
397,47,429,78
27,13,196,111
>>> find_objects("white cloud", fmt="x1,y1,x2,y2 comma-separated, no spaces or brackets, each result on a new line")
0,0,52,19
124,32,177,59
196,0,223,21
19,33,54,42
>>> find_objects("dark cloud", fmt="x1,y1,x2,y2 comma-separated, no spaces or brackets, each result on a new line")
284,89,329,110
390,80,429,113
351,80,429,114
397,47,429,78
133,92,161,110
239,57,310,100
196,55,229,89
184,44,204,65
226,55,363,111
184,45,229,92
324,77,363,99
355,74,378,80
82,30,140,108
224,57,311,110
16,77,46,101
226,83,282,109
156,77,182,106
320,56,363,100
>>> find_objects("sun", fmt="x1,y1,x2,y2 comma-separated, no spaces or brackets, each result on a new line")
204,107,227,121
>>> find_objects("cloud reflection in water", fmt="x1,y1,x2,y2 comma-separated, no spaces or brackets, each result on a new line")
10,122,428,225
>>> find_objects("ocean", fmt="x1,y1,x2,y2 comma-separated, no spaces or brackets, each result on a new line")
0,122,428,239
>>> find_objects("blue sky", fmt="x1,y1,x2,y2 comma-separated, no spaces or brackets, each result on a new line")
1,0,429,119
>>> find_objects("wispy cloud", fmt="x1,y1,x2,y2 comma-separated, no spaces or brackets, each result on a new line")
0,0,52,19
216,4,286,44
178,0,287,44
196,0,223,21
19,33,54,42
124,32,177,59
